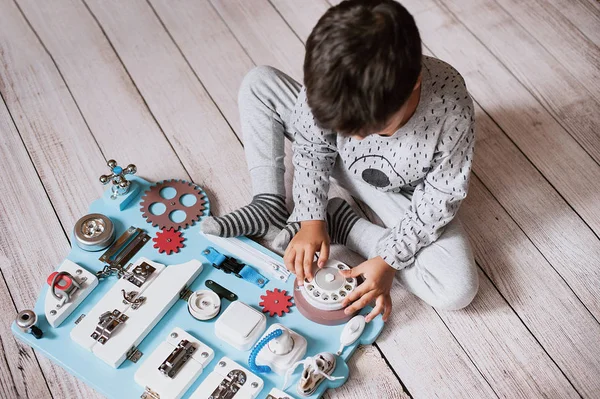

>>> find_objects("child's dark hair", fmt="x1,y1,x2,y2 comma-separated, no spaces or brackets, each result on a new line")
304,0,422,137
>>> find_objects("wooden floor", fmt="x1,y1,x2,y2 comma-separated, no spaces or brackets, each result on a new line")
1,0,599,398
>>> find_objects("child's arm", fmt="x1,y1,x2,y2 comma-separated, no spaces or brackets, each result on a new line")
284,88,338,282
376,101,475,270
342,99,476,321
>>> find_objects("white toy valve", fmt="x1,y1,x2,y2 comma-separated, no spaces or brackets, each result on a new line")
336,315,366,356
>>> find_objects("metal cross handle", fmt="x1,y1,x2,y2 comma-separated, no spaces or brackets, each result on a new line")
99,159,136,196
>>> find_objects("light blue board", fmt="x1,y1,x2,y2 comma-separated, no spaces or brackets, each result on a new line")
12,176,384,399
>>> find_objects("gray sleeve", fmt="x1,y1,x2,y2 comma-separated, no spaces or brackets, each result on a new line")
376,102,475,269
289,88,338,222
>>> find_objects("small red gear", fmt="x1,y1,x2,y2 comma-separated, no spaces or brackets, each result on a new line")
259,288,293,317
152,228,185,255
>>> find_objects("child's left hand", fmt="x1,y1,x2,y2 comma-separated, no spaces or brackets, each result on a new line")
339,256,396,323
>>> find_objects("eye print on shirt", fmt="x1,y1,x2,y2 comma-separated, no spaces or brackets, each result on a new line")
347,155,405,189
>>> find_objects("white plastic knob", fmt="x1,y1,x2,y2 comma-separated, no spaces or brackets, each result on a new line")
268,329,294,355
325,273,335,283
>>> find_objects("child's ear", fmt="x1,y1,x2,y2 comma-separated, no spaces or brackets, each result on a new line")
413,73,422,91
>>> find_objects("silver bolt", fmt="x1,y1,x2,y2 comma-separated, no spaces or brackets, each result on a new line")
257,279,264,285
201,352,208,358
50,310,57,316
76,269,83,275
203,249,210,255
279,275,285,280
170,332,178,338
251,382,258,388
218,361,226,367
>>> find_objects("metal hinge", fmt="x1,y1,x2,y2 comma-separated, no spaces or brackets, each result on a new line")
74,313,86,325
141,386,160,399
179,286,193,301
126,345,143,363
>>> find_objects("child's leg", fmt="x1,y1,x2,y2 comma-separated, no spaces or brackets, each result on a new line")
331,163,479,310
201,66,301,240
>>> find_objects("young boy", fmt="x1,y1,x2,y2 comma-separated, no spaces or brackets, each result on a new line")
201,0,478,322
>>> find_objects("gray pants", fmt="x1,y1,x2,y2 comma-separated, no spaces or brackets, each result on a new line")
239,65,479,310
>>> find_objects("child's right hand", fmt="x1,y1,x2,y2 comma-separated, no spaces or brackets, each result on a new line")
283,220,330,285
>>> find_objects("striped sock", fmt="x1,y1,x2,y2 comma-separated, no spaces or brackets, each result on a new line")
273,198,377,255
200,194,289,240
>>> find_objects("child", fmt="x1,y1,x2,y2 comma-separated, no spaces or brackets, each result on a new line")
201,0,479,322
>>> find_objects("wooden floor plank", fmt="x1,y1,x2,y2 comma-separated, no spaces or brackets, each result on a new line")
323,346,410,399
462,176,600,397
438,0,600,166
543,0,600,47
210,0,305,81
0,0,104,230
269,0,328,42
147,0,254,135
487,0,600,104
0,76,100,399
83,0,252,216
0,98,57,399
438,268,580,398
15,0,190,184
469,100,600,321
402,0,600,238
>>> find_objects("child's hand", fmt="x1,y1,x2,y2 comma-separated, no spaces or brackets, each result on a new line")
339,257,395,322
284,220,330,284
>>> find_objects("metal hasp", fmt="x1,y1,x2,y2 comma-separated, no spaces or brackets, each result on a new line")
124,261,156,288
99,159,137,198
121,290,146,310
91,309,128,344
158,339,196,378
97,227,150,279
209,369,248,399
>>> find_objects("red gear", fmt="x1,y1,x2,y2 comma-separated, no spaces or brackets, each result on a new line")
259,288,293,317
152,228,185,255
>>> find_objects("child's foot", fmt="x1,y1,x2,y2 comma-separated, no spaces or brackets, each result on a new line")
201,194,289,240
273,198,385,258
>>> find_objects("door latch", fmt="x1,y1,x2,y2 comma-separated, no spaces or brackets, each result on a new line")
158,339,196,378
91,309,128,344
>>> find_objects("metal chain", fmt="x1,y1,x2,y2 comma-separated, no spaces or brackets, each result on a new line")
95,263,126,280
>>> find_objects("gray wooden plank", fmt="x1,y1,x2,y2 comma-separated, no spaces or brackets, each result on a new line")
437,0,600,167
402,0,600,238
15,0,190,185
0,97,57,399
83,0,253,216
544,0,600,47
462,175,600,397
147,0,254,135
0,0,104,231
487,0,600,103
323,346,410,399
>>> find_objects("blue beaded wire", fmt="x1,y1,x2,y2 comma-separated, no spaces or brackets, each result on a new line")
248,328,283,374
